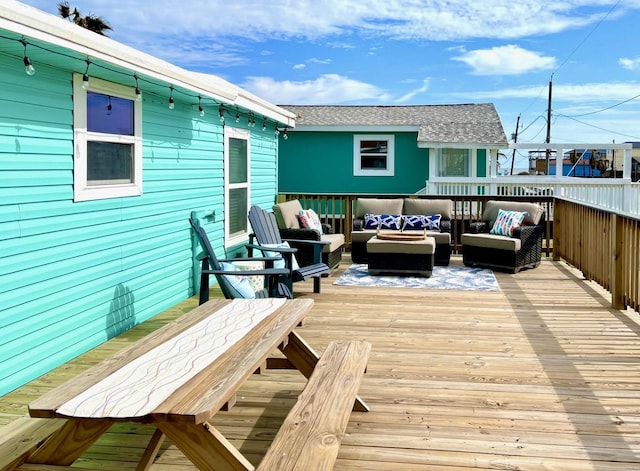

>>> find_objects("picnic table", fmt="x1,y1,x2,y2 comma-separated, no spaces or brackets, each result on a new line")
22,298,370,471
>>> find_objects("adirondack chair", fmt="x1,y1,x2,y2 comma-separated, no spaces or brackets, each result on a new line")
189,218,292,304
247,205,331,294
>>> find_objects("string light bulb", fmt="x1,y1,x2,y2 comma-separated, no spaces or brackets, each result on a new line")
235,111,240,123
219,105,225,122
82,59,91,89
168,86,175,109
20,39,35,76
133,74,141,101
275,128,280,136
262,117,267,131
198,96,205,116
283,129,288,140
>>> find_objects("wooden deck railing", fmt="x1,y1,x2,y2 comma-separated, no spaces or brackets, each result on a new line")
553,198,640,313
278,193,640,315
277,193,555,256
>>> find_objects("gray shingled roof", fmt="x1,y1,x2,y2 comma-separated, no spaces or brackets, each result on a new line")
280,104,508,146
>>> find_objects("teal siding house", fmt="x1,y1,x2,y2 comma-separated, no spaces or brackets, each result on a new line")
278,104,508,195
0,1,295,396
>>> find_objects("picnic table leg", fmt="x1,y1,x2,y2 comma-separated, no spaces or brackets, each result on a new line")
26,418,113,466
158,421,254,471
136,428,166,471
280,331,370,412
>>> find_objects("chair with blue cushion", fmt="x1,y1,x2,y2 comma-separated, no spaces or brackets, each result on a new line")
247,205,331,294
189,218,292,304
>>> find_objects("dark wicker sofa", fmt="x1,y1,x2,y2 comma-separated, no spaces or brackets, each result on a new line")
461,200,545,273
272,199,344,271
351,197,452,266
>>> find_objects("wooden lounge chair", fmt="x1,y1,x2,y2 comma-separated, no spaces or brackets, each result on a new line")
189,218,292,303
248,205,331,294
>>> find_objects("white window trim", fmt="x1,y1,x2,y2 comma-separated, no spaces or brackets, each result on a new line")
353,134,395,177
433,147,476,177
73,74,143,202
224,126,251,247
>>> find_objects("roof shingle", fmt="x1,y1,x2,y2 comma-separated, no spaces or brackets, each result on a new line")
280,104,508,146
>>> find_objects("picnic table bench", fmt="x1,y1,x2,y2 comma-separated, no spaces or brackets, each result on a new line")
6,298,370,471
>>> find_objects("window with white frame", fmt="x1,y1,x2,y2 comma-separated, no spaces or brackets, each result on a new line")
439,148,470,177
224,127,250,246
353,135,395,176
72,74,142,202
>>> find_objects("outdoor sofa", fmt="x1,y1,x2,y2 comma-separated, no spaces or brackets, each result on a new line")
351,197,453,266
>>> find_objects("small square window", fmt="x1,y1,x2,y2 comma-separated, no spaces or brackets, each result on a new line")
354,135,394,176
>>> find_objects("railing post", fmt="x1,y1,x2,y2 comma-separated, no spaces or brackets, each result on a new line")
611,213,625,310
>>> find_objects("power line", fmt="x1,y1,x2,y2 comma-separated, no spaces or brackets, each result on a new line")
553,0,621,76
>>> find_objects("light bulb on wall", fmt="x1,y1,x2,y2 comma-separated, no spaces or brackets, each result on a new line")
133,74,141,102
168,86,175,109
82,59,91,89
219,105,225,122
21,40,35,76
198,96,205,116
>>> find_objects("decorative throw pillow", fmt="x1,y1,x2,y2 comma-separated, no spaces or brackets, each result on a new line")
218,262,256,299
298,208,323,234
261,242,300,271
402,214,442,231
489,209,527,237
363,213,402,230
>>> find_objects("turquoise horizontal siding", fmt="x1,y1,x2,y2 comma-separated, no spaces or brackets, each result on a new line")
0,50,279,396
278,131,429,194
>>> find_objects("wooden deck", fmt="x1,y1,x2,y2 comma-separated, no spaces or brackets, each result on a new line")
2,255,640,470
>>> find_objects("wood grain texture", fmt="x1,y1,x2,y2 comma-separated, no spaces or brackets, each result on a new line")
257,340,370,471
3,256,640,470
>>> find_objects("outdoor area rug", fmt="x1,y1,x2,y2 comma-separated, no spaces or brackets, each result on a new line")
333,264,500,291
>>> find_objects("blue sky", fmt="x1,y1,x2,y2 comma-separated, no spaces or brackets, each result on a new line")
19,0,640,169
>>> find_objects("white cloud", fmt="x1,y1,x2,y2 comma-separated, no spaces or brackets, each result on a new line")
241,74,391,104
35,0,634,43
293,64,306,70
472,82,640,103
395,78,431,103
620,57,640,70
453,45,556,75
308,58,332,65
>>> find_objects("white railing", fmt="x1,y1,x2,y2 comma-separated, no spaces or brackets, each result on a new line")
423,176,639,217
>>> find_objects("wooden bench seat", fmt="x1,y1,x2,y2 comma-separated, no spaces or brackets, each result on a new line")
257,340,371,471
0,417,67,471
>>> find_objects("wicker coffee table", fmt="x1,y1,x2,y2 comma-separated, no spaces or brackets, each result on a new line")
366,235,436,277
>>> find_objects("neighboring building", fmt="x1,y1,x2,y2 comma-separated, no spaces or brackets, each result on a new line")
277,104,508,195
0,1,295,395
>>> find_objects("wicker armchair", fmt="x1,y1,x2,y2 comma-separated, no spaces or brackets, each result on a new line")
461,200,545,273
272,200,344,271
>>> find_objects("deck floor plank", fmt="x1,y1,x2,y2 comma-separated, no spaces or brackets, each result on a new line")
2,256,640,470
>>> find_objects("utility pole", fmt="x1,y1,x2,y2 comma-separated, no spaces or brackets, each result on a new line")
511,114,520,175
545,75,553,175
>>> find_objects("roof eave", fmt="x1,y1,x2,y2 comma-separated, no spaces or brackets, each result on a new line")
0,0,296,126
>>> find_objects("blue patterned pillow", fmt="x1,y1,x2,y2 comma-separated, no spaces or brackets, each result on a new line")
402,214,442,231
219,262,255,299
363,213,402,230
489,209,526,237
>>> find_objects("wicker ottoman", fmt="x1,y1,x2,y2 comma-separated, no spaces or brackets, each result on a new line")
366,236,436,277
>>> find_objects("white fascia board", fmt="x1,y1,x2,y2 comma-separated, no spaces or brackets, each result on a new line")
418,142,506,149
292,125,419,132
1,1,295,125
510,142,633,150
